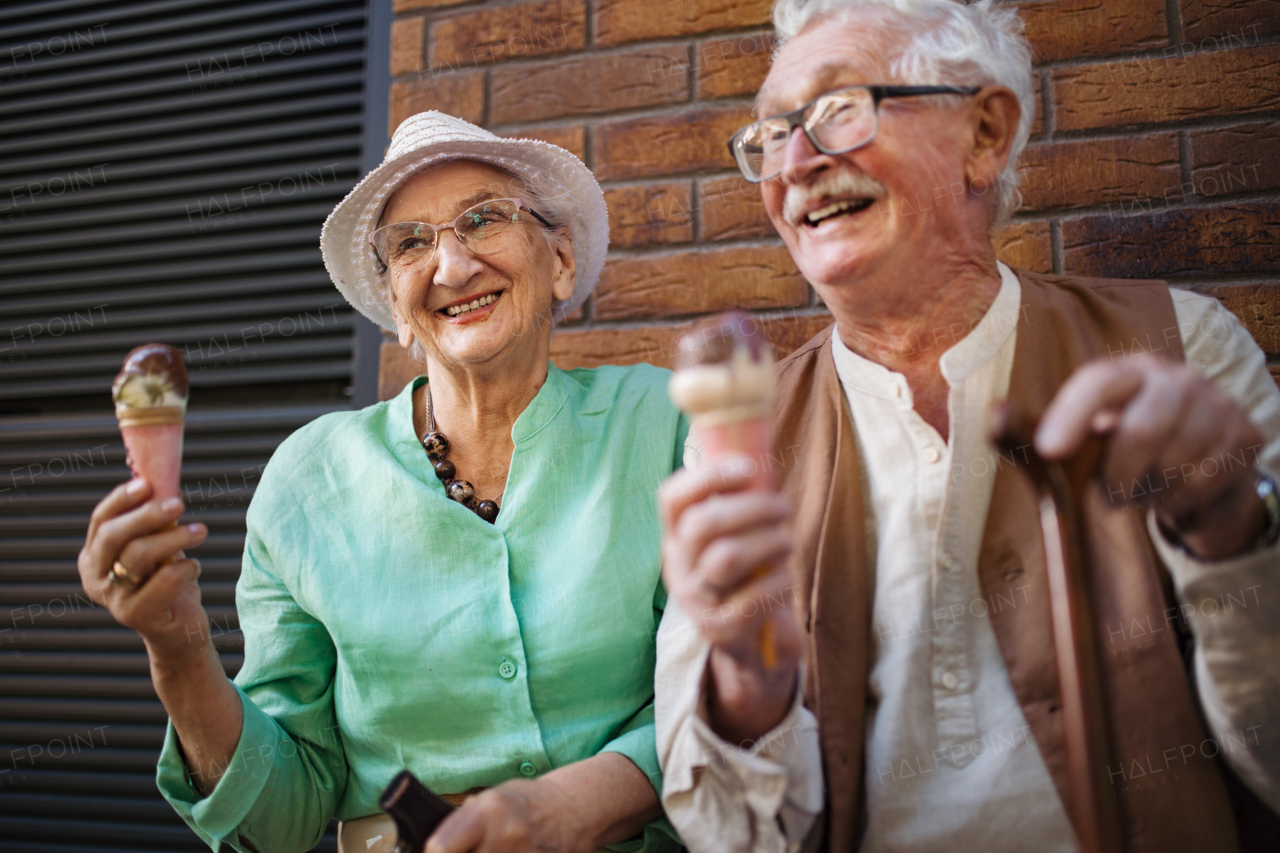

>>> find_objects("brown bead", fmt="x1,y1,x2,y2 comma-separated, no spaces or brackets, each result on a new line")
447,479,475,504
423,432,449,459
475,500,499,523
433,458,456,481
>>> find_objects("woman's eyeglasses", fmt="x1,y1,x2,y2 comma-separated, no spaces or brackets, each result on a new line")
729,84,980,183
370,197,554,273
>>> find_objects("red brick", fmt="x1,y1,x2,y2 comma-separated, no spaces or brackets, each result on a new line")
549,310,833,369
699,175,774,241
1030,73,1044,138
1016,134,1180,211
1200,284,1280,354
430,0,585,70
1189,121,1280,197
604,183,694,248
491,46,688,124
551,325,684,369
379,341,420,401
761,311,835,357
1017,0,1167,63
1053,45,1280,131
389,71,484,133
697,32,776,99
595,245,808,320
1061,203,1280,279
992,220,1052,274
596,0,772,46
1180,0,1280,42
395,0,473,10
391,17,426,76
594,106,755,181
500,125,587,160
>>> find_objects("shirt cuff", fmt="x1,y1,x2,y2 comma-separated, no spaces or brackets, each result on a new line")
663,645,823,852
601,708,663,794
1147,509,1279,639
155,681,280,850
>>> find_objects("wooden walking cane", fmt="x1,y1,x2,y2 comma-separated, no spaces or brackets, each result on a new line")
991,403,1126,853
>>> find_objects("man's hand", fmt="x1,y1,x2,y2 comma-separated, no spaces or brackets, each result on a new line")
1036,355,1267,561
658,457,804,745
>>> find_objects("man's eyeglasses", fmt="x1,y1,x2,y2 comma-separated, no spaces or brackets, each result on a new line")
728,85,981,183
370,197,554,273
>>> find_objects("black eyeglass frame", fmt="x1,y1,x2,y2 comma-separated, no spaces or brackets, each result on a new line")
369,198,556,274
728,84,982,183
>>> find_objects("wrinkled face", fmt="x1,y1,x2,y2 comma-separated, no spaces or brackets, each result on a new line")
758,15,978,289
380,160,574,368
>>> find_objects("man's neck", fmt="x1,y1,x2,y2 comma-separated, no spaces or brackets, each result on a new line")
822,252,1003,441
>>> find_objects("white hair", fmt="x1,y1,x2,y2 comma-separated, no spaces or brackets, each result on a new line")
773,0,1034,223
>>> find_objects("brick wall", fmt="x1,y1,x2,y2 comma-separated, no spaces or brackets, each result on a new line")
378,0,1280,399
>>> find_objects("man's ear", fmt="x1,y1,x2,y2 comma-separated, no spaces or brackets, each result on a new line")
548,229,576,303
964,85,1022,192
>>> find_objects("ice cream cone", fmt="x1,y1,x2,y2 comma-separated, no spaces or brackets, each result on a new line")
120,416,185,503
113,343,189,516
670,313,779,668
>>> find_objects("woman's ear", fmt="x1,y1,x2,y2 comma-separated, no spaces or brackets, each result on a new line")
548,229,576,303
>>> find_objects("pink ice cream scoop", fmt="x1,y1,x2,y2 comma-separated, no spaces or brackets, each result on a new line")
669,312,780,668
112,343,188,504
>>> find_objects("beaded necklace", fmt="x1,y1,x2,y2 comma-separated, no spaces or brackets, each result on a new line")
422,386,501,523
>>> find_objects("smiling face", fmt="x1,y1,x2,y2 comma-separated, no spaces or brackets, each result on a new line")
380,159,575,371
758,14,986,297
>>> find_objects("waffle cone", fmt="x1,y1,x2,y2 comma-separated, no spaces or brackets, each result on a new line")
119,421,185,503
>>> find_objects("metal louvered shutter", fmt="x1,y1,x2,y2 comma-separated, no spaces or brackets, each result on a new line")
0,0,385,849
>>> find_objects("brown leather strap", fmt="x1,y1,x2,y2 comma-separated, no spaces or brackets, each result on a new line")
439,786,487,807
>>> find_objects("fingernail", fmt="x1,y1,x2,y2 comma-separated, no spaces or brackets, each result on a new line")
127,479,146,495
161,497,182,513
192,559,202,578
187,523,203,534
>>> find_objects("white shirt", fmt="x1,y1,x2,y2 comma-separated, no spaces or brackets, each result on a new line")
656,264,1280,853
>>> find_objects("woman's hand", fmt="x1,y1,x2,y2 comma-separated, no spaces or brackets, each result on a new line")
425,753,660,853
78,478,209,659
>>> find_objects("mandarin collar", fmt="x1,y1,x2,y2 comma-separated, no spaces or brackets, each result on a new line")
388,361,570,484
830,262,1022,399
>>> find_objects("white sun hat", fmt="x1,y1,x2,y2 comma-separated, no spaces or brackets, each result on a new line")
320,111,608,330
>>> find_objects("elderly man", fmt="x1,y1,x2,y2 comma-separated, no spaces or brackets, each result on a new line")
653,1,1280,852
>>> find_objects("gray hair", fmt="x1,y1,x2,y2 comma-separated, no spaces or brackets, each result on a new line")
772,0,1034,223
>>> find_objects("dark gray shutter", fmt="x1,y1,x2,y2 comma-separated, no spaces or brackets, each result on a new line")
0,1,381,849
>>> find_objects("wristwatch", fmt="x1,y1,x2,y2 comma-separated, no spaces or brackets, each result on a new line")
1256,470,1280,550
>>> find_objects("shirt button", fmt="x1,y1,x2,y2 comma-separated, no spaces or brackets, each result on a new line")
891,384,902,398
939,553,956,571
498,659,517,679
941,672,959,690
519,761,538,777
923,447,941,464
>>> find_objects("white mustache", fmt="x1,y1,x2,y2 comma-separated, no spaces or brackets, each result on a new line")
783,171,887,226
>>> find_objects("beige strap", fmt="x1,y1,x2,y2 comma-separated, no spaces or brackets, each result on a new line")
337,789,485,853
338,813,397,853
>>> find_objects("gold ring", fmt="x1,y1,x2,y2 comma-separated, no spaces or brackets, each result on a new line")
110,560,143,590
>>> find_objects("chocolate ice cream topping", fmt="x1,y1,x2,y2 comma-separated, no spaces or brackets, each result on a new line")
112,343,189,406
675,311,768,369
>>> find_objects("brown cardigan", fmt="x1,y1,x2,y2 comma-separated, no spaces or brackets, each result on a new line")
770,268,1248,852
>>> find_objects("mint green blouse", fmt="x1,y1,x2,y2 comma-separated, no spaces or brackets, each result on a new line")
155,363,689,853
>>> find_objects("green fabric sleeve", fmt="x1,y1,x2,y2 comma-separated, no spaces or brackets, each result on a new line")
154,541,348,852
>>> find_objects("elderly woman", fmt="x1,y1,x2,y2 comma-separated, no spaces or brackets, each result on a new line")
77,112,687,853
